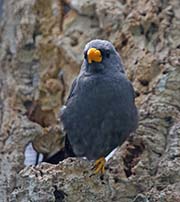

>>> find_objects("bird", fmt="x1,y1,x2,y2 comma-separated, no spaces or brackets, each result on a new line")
60,39,138,174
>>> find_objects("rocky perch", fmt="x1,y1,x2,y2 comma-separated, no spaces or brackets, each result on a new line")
11,158,137,202
0,0,180,201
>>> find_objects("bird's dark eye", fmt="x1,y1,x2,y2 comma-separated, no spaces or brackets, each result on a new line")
106,50,110,58
84,51,87,59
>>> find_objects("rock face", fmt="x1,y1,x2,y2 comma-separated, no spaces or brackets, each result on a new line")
11,159,135,202
0,0,180,201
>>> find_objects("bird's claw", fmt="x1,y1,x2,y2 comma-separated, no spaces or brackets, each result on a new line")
92,157,106,174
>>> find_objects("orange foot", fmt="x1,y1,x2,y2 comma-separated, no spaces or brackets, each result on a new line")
93,157,106,174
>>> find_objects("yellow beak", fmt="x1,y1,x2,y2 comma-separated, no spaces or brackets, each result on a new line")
87,48,102,64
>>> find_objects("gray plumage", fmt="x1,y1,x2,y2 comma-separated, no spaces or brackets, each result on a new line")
60,39,138,160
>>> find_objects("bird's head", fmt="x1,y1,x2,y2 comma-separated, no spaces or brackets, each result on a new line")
82,39,124,74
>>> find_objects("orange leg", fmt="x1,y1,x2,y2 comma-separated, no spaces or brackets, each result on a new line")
93,157,106,174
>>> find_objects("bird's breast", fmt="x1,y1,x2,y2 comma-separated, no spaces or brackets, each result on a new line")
72,75,122,118
79,74,118,96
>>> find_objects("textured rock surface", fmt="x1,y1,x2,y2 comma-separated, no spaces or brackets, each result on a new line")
0,0,180,201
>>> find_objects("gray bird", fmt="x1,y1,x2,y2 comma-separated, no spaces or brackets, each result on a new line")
60,39,138,173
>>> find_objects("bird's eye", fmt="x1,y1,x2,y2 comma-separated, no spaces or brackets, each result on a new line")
106,50,110,58
84,51,87,59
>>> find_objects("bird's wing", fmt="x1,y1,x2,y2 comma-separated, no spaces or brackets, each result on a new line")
66,78,77,103
60,78,77,120
60,79,78,159
128,80,136,101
